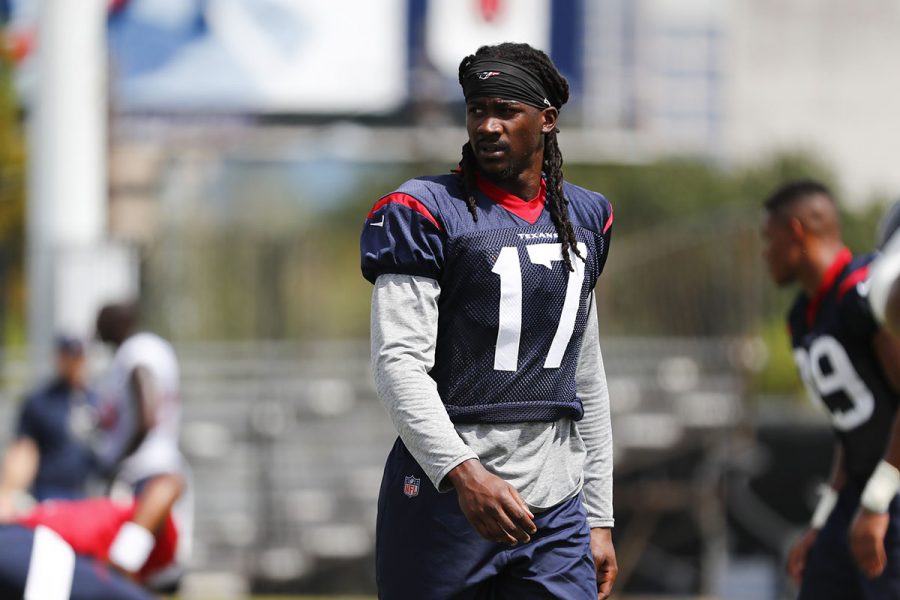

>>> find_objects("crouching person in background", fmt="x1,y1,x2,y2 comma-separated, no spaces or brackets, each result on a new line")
0,496,178,600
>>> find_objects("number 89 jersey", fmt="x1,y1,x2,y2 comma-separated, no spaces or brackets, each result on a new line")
361,173,613,425
789,248,899,482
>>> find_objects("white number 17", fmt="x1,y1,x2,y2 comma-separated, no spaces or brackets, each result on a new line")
491,243,588,371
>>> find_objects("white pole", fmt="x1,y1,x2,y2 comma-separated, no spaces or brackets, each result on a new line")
26,0,108,373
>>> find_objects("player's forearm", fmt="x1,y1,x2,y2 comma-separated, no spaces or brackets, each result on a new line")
576,299,614,528
372,274,478,490
858,332,900,511
808,444,847,529
0,438,39,494
873,410,900,473
855,410,900,515
377,371,479,490
868,327,900,471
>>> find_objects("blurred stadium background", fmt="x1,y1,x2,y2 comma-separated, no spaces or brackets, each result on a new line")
0,0,899,598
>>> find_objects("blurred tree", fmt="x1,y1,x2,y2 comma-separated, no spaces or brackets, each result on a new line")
0,37,26,345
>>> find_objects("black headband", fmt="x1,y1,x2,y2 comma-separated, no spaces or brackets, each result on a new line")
461,57,553,110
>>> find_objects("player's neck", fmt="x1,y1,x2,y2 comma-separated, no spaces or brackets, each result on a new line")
800,242,847,297
483,172,542,201
478,152,544,200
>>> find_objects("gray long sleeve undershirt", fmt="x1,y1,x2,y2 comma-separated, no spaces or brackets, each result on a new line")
370,273,614,528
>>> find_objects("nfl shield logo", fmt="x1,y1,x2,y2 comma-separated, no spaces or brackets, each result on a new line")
403,475,420,498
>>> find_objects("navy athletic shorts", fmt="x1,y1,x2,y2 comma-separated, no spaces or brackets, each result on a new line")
376,438,598,599
799,484,900,600
0,525,156,600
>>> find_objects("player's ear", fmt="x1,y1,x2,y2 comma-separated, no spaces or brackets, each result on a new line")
788,216,806,241
540,107,559,134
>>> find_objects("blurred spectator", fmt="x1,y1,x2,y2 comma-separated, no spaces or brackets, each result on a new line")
0,336,96,518
0,496,178,600
94,302,191,587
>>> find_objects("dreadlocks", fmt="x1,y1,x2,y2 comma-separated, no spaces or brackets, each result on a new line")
457,43,581,271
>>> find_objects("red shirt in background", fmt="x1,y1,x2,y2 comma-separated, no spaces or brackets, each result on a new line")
17,498,178,582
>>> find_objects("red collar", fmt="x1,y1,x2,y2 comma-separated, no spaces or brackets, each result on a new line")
476,173,546,224
806,247,852,326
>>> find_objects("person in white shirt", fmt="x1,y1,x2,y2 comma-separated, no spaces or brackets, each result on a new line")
95,303,192,589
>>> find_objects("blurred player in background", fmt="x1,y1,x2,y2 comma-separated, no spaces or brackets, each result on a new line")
361,43,616,599
0,496,178,599
94,302,191,589
0,335,96,518
761,181,900,599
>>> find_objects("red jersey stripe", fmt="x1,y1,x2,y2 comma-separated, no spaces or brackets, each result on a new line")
476,174,546,225
368,193,443,232
806,247,853,326
838,265,870,300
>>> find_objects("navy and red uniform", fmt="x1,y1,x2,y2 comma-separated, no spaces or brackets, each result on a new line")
0,499,177,599
789,248,900,599
361,172,612,597
362,173,611,423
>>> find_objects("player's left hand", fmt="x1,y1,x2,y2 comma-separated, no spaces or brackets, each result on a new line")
590,527,617,599
849,509,891,578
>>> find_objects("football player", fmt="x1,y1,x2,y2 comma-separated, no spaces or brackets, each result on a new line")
361,43,616,599
94,303,191,588
762,181,900,599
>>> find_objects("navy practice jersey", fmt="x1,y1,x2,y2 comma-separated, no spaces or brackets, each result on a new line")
361,173,613,424
789,248,899,483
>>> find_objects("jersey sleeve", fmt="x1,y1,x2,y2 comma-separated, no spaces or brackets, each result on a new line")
360,191,445,284
597,198,613,276
564,185,614,277
583,192,614,276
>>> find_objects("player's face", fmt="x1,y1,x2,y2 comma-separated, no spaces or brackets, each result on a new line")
466,98,556,181
761,212,802,286
57,351,86,387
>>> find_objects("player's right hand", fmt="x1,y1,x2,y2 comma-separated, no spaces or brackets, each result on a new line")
447,459,537,546
786,528,818,585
